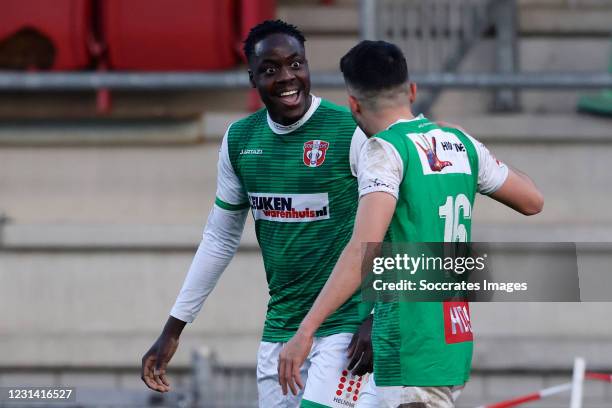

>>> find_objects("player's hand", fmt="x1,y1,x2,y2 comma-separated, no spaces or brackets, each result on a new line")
347,315,374,376
141,334,180,393
278,330,312,396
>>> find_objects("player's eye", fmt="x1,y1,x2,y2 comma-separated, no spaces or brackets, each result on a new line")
264,67,276,75
290,61,301,69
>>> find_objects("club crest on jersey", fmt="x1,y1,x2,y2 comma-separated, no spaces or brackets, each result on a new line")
303,140,330,167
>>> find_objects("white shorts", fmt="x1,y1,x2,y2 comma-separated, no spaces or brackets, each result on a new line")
257,333,373,408
357,375,464,408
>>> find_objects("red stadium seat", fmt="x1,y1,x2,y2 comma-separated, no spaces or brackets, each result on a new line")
240,0,276,111
102,0,236,71
240,0,276,47
0,0,92,70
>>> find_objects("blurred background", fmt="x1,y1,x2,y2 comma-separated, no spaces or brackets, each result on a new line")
0,0,611,407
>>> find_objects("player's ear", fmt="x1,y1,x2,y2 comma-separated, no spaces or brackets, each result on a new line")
248,69,256,88
409,82,417,104
348,95,361,115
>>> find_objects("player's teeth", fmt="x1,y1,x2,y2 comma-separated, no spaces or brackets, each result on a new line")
280,90,298,96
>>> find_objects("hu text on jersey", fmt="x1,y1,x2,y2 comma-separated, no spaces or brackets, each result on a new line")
443,301,473,344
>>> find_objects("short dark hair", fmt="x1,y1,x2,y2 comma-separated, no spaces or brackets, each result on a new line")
243,20,306,62
340,40,409,93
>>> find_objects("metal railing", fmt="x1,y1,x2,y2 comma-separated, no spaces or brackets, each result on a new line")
515,0,612,8
192,348,257,408
0,0,611,114
360,0,519,112
0,71,610,91
565,0,612,7
360,0,492,73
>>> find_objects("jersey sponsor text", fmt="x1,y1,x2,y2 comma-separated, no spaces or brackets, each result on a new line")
248,193,330,222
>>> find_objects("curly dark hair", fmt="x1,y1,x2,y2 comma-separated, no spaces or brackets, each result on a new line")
243,20,306,62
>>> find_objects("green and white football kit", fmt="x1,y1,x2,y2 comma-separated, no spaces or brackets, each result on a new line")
353,115,508,408
171,96,372,408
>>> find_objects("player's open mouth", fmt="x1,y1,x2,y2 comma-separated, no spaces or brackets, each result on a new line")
277,89,302,107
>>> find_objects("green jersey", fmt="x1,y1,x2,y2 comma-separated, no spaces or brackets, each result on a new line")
218,97,368,342
364,116,485,386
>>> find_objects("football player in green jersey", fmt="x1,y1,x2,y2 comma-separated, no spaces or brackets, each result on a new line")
142,21,375,407
279,41,544,407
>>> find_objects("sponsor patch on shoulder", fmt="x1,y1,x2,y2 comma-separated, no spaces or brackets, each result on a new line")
408,129,472,176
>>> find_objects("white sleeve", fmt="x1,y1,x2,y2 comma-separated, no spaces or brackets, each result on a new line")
170,206,247,322
357,137,403,199
464,133,509,195
170,126,249,323
349,126,368,177
170,206,248,323
216,126,249,209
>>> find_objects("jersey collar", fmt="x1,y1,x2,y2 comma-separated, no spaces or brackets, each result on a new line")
267,95,321,135
386,114,426,130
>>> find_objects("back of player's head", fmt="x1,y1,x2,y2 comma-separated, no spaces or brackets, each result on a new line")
340,40,410,108
243,20,306,63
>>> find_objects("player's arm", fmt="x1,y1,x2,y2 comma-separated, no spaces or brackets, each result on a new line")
465,132,543,215
141,127,249,393
489,167,544,215
303,193,396,331
346,125,375,376
278,192,395,395
278,137,401,395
